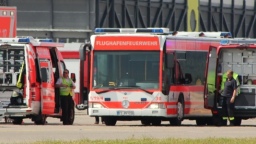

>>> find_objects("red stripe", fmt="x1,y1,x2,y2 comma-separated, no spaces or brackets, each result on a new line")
61,52,80,59
100,102,150,109
170,85,204,92
167,108,177,115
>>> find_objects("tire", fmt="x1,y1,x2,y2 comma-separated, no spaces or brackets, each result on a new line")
170,98,184,126
141,119,151,126
12,118,23,125
196,118,207,126
104,117,117,126
151,118,161,126
34,115,47,125
234,118,242,126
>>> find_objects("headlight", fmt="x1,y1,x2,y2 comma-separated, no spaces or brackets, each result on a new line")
90,103,104,108
148,103,165,109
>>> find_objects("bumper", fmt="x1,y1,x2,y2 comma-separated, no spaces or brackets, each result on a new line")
4,106,33,118
89,108,173,117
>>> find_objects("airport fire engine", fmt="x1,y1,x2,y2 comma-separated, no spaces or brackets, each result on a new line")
79,28,233,126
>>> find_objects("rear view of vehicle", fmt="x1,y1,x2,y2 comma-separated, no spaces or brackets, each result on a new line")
0,37,75,125
205,39,256,126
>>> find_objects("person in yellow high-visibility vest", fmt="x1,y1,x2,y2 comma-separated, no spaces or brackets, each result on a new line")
221,71,240,95
56,69,76,125
221,70,238,126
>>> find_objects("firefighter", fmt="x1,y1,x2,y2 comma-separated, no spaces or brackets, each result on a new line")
221,71,240,95
55,69,76,125
221,70,238,126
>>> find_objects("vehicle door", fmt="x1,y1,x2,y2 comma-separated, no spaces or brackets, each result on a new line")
36,47,55,114
204,46,218,109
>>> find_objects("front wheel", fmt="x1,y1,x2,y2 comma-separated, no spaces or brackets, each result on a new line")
141,119,151,126
104,117,117,126
12,118,23,125
151,118,161,126
170,98,184,126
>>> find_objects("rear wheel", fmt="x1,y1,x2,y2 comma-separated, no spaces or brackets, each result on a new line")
141,119,151,126
34,115,47,125
104,117,117,126
234,118,242,126
196,118,207,126
170,98,184,126
12,118,23,125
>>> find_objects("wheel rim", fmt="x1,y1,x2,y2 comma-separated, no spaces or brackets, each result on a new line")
177,102,183,120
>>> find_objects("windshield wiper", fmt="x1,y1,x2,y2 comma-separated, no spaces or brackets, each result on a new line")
117,86,153,95
94,87,120,94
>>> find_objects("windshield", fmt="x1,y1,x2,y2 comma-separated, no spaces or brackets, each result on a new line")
93,51,160,89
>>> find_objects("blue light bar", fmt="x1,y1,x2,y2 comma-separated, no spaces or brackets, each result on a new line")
94,28,169,34
18,38,30,43
136,28,164,33
220,40,230,45
39,39,53,42
95,28,120,33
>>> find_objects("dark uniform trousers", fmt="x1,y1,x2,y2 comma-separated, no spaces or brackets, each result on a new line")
60,95,74,124
222,97,235,122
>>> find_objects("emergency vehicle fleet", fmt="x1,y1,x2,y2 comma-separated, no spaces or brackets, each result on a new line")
79,28,241,126
0,6,17,122
0,37,76,125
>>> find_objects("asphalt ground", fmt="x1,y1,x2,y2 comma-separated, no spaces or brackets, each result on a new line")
0,110,256,144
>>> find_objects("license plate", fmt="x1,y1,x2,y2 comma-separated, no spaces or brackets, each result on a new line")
117,111,134,116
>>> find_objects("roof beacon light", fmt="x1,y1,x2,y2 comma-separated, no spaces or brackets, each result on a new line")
220,40,230,45
18,38,30,43
37,39,53,42
94,28,169,34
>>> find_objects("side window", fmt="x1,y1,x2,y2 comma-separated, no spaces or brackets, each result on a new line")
39,59,52,83
41,67,50,82
178,51,207,85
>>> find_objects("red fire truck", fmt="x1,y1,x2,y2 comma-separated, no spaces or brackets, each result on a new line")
0,37,76,125
205,39,256,126
79,28,232,126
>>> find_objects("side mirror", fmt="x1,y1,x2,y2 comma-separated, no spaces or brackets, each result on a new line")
185,73,192,84
71,73,76,83
79,43,91,61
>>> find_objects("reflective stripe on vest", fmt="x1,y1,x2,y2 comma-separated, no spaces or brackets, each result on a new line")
60,78,73,96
